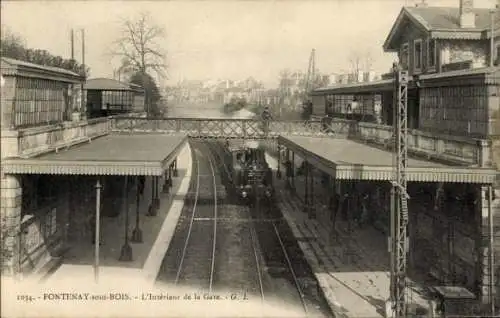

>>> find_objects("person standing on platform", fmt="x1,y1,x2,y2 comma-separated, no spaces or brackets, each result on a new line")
261,105,272,135
285,159,293,188
341,192,349,221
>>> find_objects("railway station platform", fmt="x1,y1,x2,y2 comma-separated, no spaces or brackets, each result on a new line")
264,154,428,317
264,134,497,316
1,132,190,283
41,141,193,285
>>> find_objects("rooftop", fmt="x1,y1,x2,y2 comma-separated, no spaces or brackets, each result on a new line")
384,6,499,51
405,6,494,31
1,57,83,83
279,135,495,183
85,78,145,92
2,133,188,176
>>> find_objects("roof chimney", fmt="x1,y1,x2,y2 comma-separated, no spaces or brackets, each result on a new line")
415,0,428,8
459,0,476,28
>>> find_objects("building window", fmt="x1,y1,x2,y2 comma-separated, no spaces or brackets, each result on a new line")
414,39,423,71
401,43,409,70
428,38,436,68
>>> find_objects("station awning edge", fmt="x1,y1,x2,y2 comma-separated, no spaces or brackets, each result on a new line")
1,135,188,176
278,135,496,184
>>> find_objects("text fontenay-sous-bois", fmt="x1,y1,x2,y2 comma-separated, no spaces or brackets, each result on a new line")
16,291,250,303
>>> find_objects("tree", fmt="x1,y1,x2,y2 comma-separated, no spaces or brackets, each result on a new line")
1,25,89,76
110,12,168,116
348,49,374,75
0,25,26,58
111,12,167,79
129,71,163,117
278,69,293,102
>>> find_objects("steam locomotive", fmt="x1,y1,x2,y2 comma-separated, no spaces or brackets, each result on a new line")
220,140,274,203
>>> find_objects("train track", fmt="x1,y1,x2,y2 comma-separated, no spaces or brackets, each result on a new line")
205,140,309,316
272,221,309,315
158,140,327,317
174,143,218,292
205,141,266,304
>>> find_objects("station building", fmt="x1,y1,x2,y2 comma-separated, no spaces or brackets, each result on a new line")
302,0,500,309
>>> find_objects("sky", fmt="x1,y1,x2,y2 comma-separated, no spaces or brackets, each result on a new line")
1,0,497,88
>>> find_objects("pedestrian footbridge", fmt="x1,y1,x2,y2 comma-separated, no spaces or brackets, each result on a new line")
111,116,351,138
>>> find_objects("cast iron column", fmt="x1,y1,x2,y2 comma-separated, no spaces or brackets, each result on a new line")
131,176,143,243
154,176,160,209
163,169,170,194
147,177,157,216
309,165,315,219
119,176,133,261
277,144,282,179
173,159,178,177
169,164,173,188
304,161,309,213
291,152,295,192
94,179,102,283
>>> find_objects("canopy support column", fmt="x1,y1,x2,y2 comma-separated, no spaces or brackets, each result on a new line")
304,161,309,213
277,144,282,179
119,176,133,261
131,176,143,243
309,164,316,219
147,177,157,216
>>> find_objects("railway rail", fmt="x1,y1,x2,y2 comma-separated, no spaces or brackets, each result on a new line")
157,140,332,317
174,145,218,292
206,140,310,316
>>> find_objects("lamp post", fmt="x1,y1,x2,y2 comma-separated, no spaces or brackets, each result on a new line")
94,179,102,283
119,176,133,261
131,176,143,243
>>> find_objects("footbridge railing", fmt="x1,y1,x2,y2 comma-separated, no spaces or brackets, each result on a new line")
110,117,354,139
109,116,492,167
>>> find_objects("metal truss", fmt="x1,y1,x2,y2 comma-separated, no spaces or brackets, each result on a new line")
390,63,409,318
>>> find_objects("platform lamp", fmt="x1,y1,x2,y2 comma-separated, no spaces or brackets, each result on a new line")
119,176,133,261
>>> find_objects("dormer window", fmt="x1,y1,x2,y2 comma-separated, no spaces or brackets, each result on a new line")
400,43,409,70
414,39,423,71
428,38,436,68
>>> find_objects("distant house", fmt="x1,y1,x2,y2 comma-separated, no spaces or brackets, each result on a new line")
223,87,247,104
383,0,498,76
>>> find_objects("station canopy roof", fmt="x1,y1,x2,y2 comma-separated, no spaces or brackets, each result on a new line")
85,78,145,93
279,135,496,184
311,79,394,96
2,133,187,176
1,57,84,83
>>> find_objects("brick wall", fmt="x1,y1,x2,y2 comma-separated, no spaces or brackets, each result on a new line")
0,175,22,275
440,40,489,69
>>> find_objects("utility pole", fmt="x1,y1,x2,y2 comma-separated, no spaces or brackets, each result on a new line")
389,62,409,318
70,29,75,60
490,7,497,67
81,29,86,118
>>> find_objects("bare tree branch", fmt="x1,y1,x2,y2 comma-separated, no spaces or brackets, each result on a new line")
109,11,168,80
348,49,373,75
